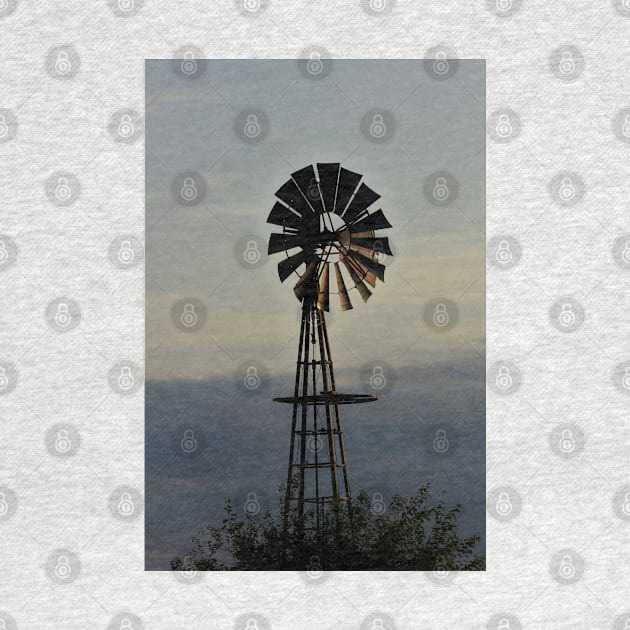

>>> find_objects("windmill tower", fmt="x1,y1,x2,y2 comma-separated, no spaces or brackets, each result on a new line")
266,163,393,534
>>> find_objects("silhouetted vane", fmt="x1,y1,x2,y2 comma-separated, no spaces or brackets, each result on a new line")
266,163,394,536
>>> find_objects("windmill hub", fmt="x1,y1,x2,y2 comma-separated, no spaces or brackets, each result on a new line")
266,162,394,534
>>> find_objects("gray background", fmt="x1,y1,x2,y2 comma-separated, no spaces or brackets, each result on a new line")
1,1,630,629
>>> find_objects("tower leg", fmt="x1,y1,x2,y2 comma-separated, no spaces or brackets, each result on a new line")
283,296,352,542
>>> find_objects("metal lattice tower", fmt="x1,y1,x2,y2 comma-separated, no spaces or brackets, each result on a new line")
266,162,393,533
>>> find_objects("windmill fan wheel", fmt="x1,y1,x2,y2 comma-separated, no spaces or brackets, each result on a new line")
266,163,393,311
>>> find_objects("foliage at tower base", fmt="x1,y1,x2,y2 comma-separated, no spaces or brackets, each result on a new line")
171,484,485,571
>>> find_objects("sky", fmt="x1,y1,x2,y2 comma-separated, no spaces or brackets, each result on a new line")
145,59,485,569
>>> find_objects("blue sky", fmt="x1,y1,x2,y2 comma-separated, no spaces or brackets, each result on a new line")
145,59,485,568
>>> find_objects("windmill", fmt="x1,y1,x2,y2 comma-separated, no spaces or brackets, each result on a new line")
266,162,393,534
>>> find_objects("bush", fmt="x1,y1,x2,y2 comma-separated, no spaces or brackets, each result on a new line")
171,484,485,571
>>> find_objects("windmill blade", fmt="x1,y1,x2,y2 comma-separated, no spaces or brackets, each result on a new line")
334,167,362,215
267,202,302,229
342,252,377,288
291,165,324,215
316,163,339,214
349,208,392,233
275,178,311,216
268,233,304,255
342,183,381,224
278,250,308,282
347,249,386,282
317,261,330,312
349,236,393,256
349,230,375,239
293,261,319,300
334,262,353,311
341,258,372,303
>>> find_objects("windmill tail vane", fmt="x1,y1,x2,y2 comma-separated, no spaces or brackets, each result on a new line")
266,162,393,534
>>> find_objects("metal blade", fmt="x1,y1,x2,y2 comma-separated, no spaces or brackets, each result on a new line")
275,178,311,216
334,262,353,311
334,167,362,215
267,201,302,229
293,261,319,300
291,165,324,215
342,183,381,223
316,163,340,214
342,252,377,288
268,232,304,255
347,249,385,282
341,258,372,303
349,236,393,256
349,208,392,233
278,250,308,282
317,262,330,312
